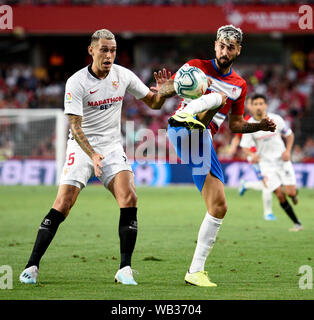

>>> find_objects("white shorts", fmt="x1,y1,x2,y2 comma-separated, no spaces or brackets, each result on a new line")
59,141,133,189
260,161,296,192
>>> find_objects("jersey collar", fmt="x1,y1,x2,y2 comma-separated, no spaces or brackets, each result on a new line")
211,59,232,77
88,64,101,80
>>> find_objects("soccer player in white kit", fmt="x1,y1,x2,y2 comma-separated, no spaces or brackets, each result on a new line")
240,94,303,232
19,29,172,285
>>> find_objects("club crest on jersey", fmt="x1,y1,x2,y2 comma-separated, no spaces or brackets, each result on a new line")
112,81,119,89
231,87,237,99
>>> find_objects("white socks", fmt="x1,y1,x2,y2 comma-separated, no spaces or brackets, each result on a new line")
262,188,273,216
243,181,273,216
189,212,223,274
183,92,223,115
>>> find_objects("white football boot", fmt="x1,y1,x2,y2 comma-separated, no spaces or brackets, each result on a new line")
19,266,38,284
289,224,304,232
114,266,138,285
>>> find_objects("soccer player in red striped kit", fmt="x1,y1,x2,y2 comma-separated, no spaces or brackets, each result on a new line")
161,25,277,286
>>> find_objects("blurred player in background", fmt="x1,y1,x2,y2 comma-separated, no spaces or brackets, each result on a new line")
19,29,171,285
228,98,276,221
160,25,276,287
240,94,303,232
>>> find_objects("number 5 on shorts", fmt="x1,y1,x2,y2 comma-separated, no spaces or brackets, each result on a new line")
68,152,75,166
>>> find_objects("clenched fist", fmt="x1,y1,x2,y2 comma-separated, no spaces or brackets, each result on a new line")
260,117,276,132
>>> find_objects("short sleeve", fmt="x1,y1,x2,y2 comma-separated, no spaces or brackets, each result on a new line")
230,81,247,115
64,76,84,116
126,69,150,99
276,115,292,137
240,132,255,149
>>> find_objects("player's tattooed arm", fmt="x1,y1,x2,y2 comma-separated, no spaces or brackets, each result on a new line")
158,79,176,98
68,114,104,177
229,114,276,133
141,68,174,109
142,79,176,110
68,114,95,157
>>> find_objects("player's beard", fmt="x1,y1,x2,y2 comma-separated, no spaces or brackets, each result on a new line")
256,110,263,117
216,56,235,69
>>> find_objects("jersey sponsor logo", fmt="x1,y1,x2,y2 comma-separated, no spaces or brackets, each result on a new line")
256,132,277,140
112,81,119,89
87,96,123,110
90,89,99,94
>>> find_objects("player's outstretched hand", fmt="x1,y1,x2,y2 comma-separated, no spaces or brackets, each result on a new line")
92,153,104,177
150,68,172,92
260,117,276,132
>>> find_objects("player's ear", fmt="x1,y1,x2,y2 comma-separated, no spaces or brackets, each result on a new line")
214,40,218,52
237,45,242,56
87,46,94,57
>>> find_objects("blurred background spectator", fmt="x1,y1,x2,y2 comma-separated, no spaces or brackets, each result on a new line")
2,49,313,161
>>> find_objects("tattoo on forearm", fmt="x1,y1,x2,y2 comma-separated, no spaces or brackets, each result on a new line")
159,79,176,98
68,115,95,158
240,122,264,133
151,92,165,109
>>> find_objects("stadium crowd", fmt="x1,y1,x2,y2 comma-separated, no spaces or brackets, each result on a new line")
0,48,313,161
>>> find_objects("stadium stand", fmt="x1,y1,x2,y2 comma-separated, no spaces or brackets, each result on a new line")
1,49,313,161
0,2,313,162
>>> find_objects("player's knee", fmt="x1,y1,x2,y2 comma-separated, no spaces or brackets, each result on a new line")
275,192,286,203
220,202,228,217
287,189,297,198
212,200,228,219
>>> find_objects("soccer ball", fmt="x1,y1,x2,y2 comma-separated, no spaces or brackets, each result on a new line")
174,65,208,99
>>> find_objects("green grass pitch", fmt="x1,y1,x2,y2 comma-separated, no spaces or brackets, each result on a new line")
0,185,313,300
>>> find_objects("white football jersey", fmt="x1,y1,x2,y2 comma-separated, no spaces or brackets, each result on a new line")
240,113,292,164
64,64,149,148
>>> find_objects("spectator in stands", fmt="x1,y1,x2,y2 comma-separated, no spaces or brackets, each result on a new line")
1,41,313,161
304,137,314,159
291,144,305,163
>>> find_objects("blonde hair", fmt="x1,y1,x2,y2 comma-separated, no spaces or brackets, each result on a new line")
217,25,243,44
91,29,115,46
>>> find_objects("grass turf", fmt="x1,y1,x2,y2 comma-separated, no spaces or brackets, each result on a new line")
0,185,313,300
